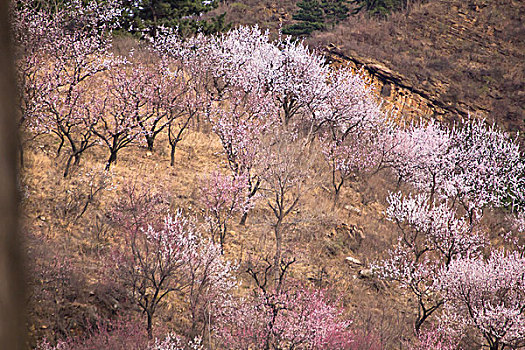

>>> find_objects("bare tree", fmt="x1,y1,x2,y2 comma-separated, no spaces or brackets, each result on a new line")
259,131,312,281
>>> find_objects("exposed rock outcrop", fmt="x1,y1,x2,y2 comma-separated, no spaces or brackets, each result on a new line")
327,47,476,122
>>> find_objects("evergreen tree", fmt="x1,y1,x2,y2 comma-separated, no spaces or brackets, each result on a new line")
321,0,350,22
293,0,325,23
350,0,409,17
18,0,229,37
283,0,350,37
122,0,229,37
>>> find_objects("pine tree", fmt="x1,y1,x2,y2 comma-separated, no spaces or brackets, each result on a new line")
283,0,350,36
350,0,409,18
122,0,229,37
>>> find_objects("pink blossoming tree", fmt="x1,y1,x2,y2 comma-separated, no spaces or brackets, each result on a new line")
12,0,123,174
436,250,525,350
216,258,354,349
408,326,459,350
208,91,278,223
375,192,486,333
389,118,524,220
110,209,236,340
90,63,148,170
200,171,252,252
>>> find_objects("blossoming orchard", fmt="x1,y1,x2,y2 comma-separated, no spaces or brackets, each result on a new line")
12,1,525,349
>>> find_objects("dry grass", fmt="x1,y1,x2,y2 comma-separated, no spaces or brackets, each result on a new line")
206,0,299,37
26,111,510,350
22,106,422,347
25,12,525,344
20,1,525,347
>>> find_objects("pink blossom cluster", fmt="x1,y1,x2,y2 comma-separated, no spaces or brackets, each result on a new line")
390,118,524,214
379,118,524,339
389,120,452,199
385,193,486,262
201,171,250,215
375,192,487,332
12,0,125,174
447,120,525,212
155,24,383,135
37,325,202,350
200,171,252,250
216,285,354,349
317,68,383,132
208,91,278,175
110,208,237,338
321,128,384,200
436,250,525,349
149,334,203,350
408,326,459,350
36,319,148,350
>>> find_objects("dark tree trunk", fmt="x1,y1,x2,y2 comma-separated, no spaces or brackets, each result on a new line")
332,190,340,209
219,223,226,254
56,135,64,156
146,311,153,340
239,211,248,226
73,152,81,166
239,179,260,225
489,343,499,350
332,178,344,208
170,143,176,166
274,219,282,283
106,150,117,170
146,134,155,152
64,154,74,177
331,163,344,208
414,300,442,335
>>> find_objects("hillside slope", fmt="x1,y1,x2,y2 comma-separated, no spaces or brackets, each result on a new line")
212,0,524,135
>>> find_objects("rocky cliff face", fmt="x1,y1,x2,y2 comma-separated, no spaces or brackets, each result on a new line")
327,48,454,122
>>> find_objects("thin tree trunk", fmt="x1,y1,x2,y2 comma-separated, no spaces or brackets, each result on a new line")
489,342,499,350
170,143,176,166
239,211,248,226
219,223,226,254
332,189,341,209
146,134,155,152
106,150,117,170
64,154,74,177
56,134,64,156
414,300,442,335
73,152,81,165
274,219,282,283
147,311,153,340
239,180,260,225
